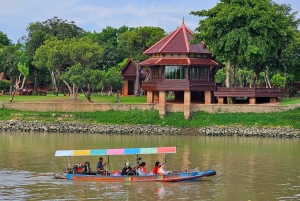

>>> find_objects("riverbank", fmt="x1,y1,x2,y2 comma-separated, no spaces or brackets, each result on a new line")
0,120,299,138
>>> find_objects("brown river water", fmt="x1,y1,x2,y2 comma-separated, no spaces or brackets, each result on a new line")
0,131,300,201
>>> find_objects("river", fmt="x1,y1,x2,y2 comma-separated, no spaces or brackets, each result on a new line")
0,131,300,201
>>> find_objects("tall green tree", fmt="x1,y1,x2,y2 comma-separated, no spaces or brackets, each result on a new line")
34,37,103,101
0,31,11,47
191,0,295,89
0,44,22,95
118,26,166,61
104,66,124,102
87,26,130,70
22,16,85,94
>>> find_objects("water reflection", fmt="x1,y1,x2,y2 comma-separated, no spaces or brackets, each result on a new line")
1,132,300,200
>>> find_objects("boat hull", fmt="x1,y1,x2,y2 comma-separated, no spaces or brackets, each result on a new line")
53,170,216,182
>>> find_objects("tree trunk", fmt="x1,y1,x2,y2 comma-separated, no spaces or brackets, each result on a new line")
9,90,16,102
116,90,120,102
50,70,59,96
226,61,233,104
33,68,38,94
264,67,271,88
21,76,26,89
81,84,92,102
225,61,230,87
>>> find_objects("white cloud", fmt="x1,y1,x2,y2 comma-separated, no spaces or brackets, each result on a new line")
0,0,299,43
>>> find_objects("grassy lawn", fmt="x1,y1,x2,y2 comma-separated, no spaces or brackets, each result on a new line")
279,96,300,105
0,93,147,104
0,93,300,129
1,93,300,105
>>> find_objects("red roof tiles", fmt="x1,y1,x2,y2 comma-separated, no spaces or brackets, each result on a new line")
144,21,209,54
139,58,219,66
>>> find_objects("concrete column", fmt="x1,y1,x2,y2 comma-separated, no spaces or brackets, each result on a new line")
205,91,212,104
123,80,128,95
158,91,166,116
218,97,224,104
153,91,159,103
184,91,191,119
249,97,256,104
270,97,277,103
147,90,153,103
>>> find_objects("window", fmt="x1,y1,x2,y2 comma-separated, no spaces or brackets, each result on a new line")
165,66,185,79
189,66,208,80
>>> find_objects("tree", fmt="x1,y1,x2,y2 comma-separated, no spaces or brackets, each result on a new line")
22,16,85,94
87,26,130,70
0,31,11,47
60,64,104,102
33,37,69,95
118,26,166,61
191,0,295,87
34,37,103,101
104,67,124,102
0,44,22,95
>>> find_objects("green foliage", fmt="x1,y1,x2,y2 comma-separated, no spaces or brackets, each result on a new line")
0,79,10,90
104,67,124,90
118,26,166,61
0,31,11,47
271,74,286,88
17,62,29,77
191,0,298,77
0,107,299,129
215,68,226,86
0,44,22,78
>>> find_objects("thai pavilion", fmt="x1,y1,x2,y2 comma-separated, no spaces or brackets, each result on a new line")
139,20,222,118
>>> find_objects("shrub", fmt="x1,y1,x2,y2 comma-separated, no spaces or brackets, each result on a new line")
0,79,10,90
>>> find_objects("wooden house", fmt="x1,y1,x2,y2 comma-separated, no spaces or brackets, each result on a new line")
139,20,222,117
121,58,147,96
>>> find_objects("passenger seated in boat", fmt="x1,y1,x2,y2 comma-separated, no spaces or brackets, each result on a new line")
152,161,160,175
96,157,107,175
137,162,147,176
158,163,172,175
121,162,134,175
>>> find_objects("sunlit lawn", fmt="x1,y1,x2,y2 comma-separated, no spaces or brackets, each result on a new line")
1,92,300,105
0,93,147,104
279,97,300,105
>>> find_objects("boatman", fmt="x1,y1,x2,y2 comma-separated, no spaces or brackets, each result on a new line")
96,157,107,175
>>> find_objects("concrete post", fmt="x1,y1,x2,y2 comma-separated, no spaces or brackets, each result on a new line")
147,91,153,103
218,97,224,104
153,91,159,103
249,97,256,104
270,97,277,103
205,91,212,104
159,91,166,116
184,91,191,119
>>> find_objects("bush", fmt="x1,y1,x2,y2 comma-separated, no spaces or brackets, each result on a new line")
0,80,10,91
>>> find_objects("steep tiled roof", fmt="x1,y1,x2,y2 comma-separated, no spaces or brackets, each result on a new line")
139,58,219,66
144,20,209,54
121,58,147,78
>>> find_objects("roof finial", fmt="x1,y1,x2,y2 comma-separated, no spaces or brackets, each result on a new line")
182,16,185,24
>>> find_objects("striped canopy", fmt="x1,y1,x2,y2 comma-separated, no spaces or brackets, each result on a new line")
55,146,177,157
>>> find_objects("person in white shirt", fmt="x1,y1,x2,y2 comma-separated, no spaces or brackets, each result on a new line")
158,163,171,175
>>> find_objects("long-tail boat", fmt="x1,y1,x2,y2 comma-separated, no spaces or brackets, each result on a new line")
53,146,216,182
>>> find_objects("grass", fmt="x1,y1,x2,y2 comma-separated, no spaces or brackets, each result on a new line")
0,93,147,104
0,93,300,129
279,97,300,105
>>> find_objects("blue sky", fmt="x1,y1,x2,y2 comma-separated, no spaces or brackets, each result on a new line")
0,0,299,43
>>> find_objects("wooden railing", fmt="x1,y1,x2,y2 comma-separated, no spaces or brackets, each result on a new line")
214,87,285,97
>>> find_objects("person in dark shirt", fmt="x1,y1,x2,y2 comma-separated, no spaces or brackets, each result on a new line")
121,162,133,175
96,157,107,175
